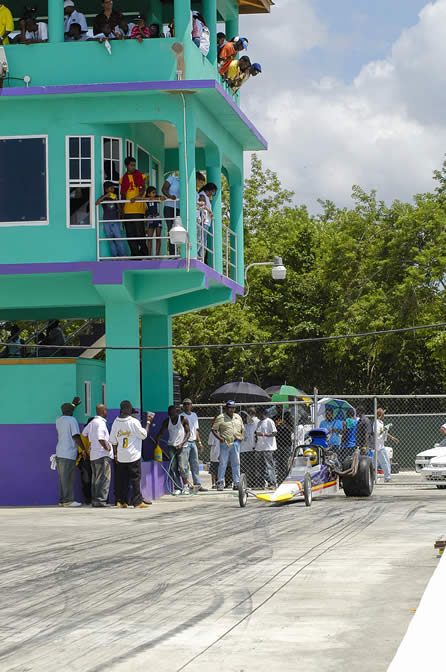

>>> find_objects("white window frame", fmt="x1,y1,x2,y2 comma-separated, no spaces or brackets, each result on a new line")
125,139,135,159
66,135,95,229
84,381,92,417
102,136,122,194
0,134,49,227
101,383,106,406
136,144,151,178
151,156,161,192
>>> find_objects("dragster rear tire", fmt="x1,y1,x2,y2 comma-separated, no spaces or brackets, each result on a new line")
239,473,248,508
304,473,312,507
343,455,374,497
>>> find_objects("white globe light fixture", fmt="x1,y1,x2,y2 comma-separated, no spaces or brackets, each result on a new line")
271,256,287,281
169,216,188,246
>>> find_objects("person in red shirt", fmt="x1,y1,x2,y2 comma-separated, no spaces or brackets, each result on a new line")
120,157,147,257
131,14,150,42
218,37,248,76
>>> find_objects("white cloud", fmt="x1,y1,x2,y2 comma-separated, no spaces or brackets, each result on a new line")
241,0,446,210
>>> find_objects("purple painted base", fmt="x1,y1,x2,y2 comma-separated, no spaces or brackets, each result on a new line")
0,424,168,506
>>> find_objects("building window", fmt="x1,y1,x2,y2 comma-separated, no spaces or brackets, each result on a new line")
84,381,91,416
125,139,135,159
66,136,94,228
102,137,122,194
0,136,48,226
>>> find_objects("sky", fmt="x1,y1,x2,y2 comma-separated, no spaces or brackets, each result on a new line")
239,0,446,211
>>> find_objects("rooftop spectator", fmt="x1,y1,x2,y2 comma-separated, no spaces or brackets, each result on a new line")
114,16,134,38
218,37,248,76
0,2,14,45
64,0,87,36
96,181,127,257
65,22,87,41
191,11,209,56
93,0,122,35
226,55,251,89
12,16,48,43
89,20,115,42
162,173,181,255
43,319,66,356
217,31,226,56
131,14,149,42
148,22,163,38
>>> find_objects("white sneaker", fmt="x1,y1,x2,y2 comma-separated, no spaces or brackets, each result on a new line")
173,489,182,496
65,501,82,507
182,485,190,495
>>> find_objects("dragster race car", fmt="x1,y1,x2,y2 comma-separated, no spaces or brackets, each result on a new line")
238,428,374,507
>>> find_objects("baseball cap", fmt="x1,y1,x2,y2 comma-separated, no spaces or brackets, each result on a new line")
252,62,262,72
183,398,192,404
135,14,145,20
225,400,236,407
239,37,248,49
64,1,74,7
61,402,74,413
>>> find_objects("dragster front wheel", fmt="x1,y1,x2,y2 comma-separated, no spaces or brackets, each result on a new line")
304,473,312,507
239,473,248,508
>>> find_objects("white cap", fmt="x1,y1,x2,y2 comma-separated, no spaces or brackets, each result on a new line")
64,0,75,7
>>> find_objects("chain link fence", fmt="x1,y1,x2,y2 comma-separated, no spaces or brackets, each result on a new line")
194,395,446,488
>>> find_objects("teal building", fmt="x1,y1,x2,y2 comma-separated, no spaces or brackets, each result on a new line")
0,0,272,504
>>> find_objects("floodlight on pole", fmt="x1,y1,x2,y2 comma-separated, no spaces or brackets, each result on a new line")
169,216,189,246
243,255,287,298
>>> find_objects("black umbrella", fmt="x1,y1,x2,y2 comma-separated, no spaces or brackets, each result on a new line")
210,382,271,403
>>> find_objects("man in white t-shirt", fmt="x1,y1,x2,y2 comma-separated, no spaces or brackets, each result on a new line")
64,0,88,35
255,407,278,489
55,397,84,507
109,400,153,508
240,407,259,487
375,408,398,483
180,398,207,492
82,404,112,507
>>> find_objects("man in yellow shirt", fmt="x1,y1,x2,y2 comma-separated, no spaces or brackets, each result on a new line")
120,156,148,257
0,2,14,45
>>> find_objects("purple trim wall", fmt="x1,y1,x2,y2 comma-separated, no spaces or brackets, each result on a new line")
0,423,168,506
0,258,243,295
0,79,268,149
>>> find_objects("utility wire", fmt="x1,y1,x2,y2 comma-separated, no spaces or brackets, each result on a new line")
1,321,446,352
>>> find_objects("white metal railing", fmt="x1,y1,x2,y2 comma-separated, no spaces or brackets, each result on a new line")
196,205,214,265
96,198,179,261
222,223,237,280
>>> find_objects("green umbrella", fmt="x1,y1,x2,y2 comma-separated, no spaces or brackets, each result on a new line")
266,384,310,399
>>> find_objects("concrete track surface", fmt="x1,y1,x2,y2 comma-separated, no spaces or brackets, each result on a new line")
0,484,444,672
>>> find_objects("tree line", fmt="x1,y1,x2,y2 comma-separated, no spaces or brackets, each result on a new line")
173,155,446,399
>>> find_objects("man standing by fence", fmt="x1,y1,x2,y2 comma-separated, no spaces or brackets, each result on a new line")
213,401,245,491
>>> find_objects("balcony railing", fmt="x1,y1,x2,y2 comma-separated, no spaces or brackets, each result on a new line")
96,199,238,282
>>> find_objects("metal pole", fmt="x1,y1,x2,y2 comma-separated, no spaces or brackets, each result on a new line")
373,396,378,484
314,387,319,428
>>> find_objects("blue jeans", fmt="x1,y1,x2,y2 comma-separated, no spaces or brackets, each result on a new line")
217,440,240,487
183,441,201,486
377,446,391,480
104,220,127,257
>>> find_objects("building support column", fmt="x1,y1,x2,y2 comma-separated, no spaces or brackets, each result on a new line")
105,301,141,418
206,150,222,273
177,99,197,257
202,0,217,66
230,178,244,286
141,314,173,413
226,14,239,41
174,0,191,40
48,0,64,42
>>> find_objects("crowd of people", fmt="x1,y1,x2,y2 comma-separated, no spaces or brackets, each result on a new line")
320,406,399,483
1,2,262,93
53,396,210,507
97,157,217,261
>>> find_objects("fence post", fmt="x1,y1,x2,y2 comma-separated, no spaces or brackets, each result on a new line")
373,396,378,484
314,387,319,428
